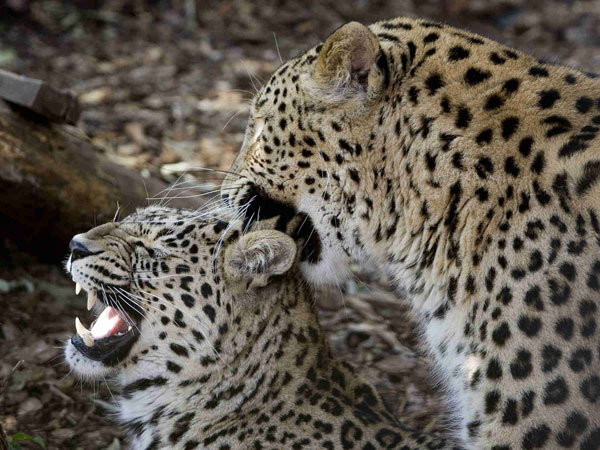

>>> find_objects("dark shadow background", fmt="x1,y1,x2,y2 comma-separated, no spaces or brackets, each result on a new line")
0,1,598,448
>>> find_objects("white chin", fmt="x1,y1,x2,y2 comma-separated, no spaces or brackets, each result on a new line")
297,196,353,286
300,244,352,286
64,340,115,380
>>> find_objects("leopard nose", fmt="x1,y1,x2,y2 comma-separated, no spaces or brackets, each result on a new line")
69,237,93,263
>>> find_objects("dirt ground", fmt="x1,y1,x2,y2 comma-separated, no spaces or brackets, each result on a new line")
1,0,599,448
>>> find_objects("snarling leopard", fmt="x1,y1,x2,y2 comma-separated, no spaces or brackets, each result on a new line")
64,205,461,449
224,17,600,450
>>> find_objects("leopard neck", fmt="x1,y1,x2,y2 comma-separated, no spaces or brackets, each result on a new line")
351,31,598,319
346,35,539,314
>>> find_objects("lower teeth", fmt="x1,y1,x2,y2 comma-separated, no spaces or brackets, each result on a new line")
75,317,95,347
75,314,133,347
115,326,133,337
82,333,95,347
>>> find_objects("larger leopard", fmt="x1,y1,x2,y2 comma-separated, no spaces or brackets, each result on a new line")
224,17,600,450
64,205,460,449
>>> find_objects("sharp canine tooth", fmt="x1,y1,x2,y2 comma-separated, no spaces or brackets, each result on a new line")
75,317,89,335
87,292,96,310
83,334,95,347
75,283,82,295
75,317,95,347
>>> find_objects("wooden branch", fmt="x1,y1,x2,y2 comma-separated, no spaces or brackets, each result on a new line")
0,104,206,262
0,69,80,125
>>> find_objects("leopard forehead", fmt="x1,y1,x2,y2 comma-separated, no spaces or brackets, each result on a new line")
226,15,600,450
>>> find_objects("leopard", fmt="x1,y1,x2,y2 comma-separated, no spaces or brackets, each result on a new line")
64,204,462,449
222,17,600,450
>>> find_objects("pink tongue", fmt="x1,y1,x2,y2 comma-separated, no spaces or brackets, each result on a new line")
91,306,129,339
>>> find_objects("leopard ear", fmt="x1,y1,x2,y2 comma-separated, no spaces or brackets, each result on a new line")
313,21,383,101
225,230,297,290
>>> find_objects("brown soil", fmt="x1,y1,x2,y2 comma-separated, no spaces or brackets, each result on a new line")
1,1,598,448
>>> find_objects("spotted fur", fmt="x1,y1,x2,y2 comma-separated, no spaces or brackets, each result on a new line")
65,206,461,449
225,17,600,450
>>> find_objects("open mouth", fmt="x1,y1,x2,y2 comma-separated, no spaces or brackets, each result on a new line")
68,274,141,366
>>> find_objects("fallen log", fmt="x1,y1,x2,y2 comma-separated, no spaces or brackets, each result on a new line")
0,104,205,263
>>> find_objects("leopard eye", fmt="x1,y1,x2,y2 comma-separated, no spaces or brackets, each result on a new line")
132,242,158,258
151,248,168,259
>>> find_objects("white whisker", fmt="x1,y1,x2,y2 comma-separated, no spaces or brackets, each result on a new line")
273,32,283,64
222,110,244,132
113,201,121,222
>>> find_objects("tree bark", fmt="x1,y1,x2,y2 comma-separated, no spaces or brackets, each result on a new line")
0,104,206,264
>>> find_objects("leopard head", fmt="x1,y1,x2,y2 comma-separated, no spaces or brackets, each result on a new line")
224,21,398,285
64,206,298,383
